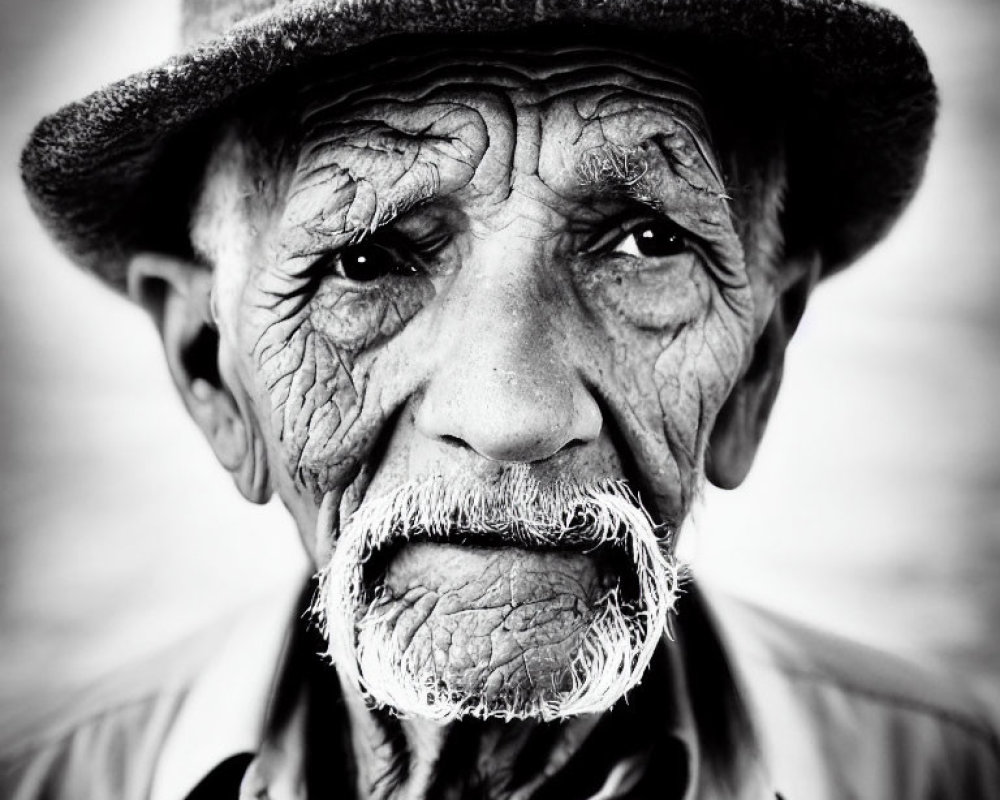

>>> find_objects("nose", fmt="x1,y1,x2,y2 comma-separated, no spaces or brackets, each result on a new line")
415,250,602,463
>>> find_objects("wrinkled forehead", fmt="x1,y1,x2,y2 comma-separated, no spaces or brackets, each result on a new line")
275,44,726,232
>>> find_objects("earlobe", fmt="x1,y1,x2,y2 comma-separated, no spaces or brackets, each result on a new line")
127,252,272,504
705,251,821,489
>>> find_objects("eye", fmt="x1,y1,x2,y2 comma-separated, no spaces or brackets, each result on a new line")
612,220,689,258
328,239,421,282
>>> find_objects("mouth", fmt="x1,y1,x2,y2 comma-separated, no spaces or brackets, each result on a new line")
360,524,643,612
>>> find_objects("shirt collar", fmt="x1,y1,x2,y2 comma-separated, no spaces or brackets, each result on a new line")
151,578,778,800
149,575,309,800
675,586,777,800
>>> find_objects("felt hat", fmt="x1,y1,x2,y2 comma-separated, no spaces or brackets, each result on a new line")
20,0,937,292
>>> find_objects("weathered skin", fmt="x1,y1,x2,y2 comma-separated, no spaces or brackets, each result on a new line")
380,543,607,701
165,44,791,799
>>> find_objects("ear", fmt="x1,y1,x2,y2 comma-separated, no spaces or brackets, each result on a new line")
705,252,822,489
127,252,272,504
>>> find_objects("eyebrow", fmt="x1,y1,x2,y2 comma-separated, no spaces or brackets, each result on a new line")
574,142,660,210
574,132,729,212
284,154,439,247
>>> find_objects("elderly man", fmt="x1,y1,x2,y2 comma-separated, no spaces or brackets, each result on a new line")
7,0,1000,798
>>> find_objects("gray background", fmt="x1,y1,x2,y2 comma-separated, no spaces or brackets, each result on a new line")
1,0,998,729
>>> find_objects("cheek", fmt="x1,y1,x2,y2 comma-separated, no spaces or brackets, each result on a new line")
247,277,433,500
652,303,748,466
253,315,360,497
598,265,754,496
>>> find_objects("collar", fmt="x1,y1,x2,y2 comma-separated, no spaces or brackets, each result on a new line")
674,586,777,800
149,575,308,800
150,577,779,800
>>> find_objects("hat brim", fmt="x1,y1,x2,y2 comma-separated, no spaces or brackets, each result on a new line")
21,0,936,292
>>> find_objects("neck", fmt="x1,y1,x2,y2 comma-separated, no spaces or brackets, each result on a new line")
342,688,604,800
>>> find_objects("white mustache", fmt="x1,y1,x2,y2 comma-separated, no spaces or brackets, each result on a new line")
323,466,675,562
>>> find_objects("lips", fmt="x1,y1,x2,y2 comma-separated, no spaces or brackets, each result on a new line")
361,526,641,611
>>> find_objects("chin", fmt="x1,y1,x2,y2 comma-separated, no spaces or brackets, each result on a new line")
312,470,682,722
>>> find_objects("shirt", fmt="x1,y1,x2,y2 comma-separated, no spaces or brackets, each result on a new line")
2,575,998,799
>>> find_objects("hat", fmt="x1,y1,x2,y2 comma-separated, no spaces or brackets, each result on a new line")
20,0,937,292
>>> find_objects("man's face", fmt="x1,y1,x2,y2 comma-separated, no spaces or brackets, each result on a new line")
198,46,759,720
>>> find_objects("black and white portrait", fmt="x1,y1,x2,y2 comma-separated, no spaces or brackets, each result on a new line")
1,1,998,797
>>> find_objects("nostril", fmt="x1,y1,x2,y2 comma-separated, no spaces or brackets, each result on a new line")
439,434,468,450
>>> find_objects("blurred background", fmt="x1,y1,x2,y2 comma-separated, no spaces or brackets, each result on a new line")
0,0,998,738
